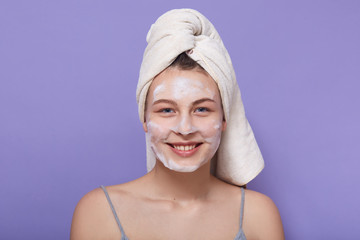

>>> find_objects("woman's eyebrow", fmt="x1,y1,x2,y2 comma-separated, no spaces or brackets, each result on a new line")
152,99,178,106
192,98,215,105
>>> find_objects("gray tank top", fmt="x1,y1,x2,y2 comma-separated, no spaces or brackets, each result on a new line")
100,185,247,240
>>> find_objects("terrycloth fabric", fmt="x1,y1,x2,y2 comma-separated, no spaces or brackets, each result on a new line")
136,9,264,186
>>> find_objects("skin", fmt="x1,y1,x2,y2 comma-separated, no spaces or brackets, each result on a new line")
144,73,225,172
70,68,285,240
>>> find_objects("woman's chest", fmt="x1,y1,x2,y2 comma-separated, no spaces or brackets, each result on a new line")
120,201,242,240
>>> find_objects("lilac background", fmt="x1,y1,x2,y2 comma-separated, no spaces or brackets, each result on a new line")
1,0,359,239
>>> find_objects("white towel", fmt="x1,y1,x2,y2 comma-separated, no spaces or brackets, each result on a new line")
136,9,264,186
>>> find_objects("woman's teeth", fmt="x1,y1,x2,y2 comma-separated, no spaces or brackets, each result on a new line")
173,145,196,151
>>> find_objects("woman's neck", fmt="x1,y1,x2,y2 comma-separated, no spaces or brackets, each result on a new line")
147,160,215,202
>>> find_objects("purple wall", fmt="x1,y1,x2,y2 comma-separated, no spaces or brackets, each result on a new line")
1,0,359,239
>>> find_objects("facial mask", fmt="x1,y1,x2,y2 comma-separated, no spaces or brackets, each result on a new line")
153,77,215,103
146,118,222,172
146,74,224,172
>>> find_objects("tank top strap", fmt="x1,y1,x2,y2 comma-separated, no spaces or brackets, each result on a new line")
100,185,128,239
239,187,245,229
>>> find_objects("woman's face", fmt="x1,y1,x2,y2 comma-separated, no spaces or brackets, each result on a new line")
144,67,226,172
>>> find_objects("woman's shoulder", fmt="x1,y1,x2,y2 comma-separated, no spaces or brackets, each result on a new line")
70,184,130,239
71,183,135,218
244,188,279,212
71,187,108,222
243,189,285,240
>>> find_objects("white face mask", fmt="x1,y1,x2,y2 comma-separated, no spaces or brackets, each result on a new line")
144,68,226,172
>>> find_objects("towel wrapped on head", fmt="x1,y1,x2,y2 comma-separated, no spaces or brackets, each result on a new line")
136,9,264,186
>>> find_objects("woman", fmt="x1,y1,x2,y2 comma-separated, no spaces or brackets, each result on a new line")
71,9,284,240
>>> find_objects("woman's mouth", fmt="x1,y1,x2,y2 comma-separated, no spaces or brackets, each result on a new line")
167,142,202,157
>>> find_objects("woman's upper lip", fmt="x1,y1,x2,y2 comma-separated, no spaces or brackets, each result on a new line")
167,141,202,146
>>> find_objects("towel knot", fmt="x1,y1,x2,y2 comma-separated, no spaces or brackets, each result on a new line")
146,9,211,50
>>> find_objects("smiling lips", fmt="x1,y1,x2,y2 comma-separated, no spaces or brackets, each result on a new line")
167,142,202,157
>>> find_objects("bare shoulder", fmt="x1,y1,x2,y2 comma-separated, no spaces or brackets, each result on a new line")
243,189,285,240
70,186,122,240
244,189,280,216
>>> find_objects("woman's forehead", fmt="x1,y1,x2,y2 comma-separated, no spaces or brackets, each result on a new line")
148,68,220,102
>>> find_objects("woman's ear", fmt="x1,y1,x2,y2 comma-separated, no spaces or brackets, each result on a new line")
143,122,148,132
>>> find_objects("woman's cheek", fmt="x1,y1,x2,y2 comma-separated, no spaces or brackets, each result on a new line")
196,119,222,140
147,121,172,142
199,120,222,145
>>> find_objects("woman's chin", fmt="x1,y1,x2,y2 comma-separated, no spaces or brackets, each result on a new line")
165,159,208,173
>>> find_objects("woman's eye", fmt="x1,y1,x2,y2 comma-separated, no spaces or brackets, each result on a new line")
195,107,209,113
160,108,174,113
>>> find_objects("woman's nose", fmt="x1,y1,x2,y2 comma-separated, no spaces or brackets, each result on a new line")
176,115,196,135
